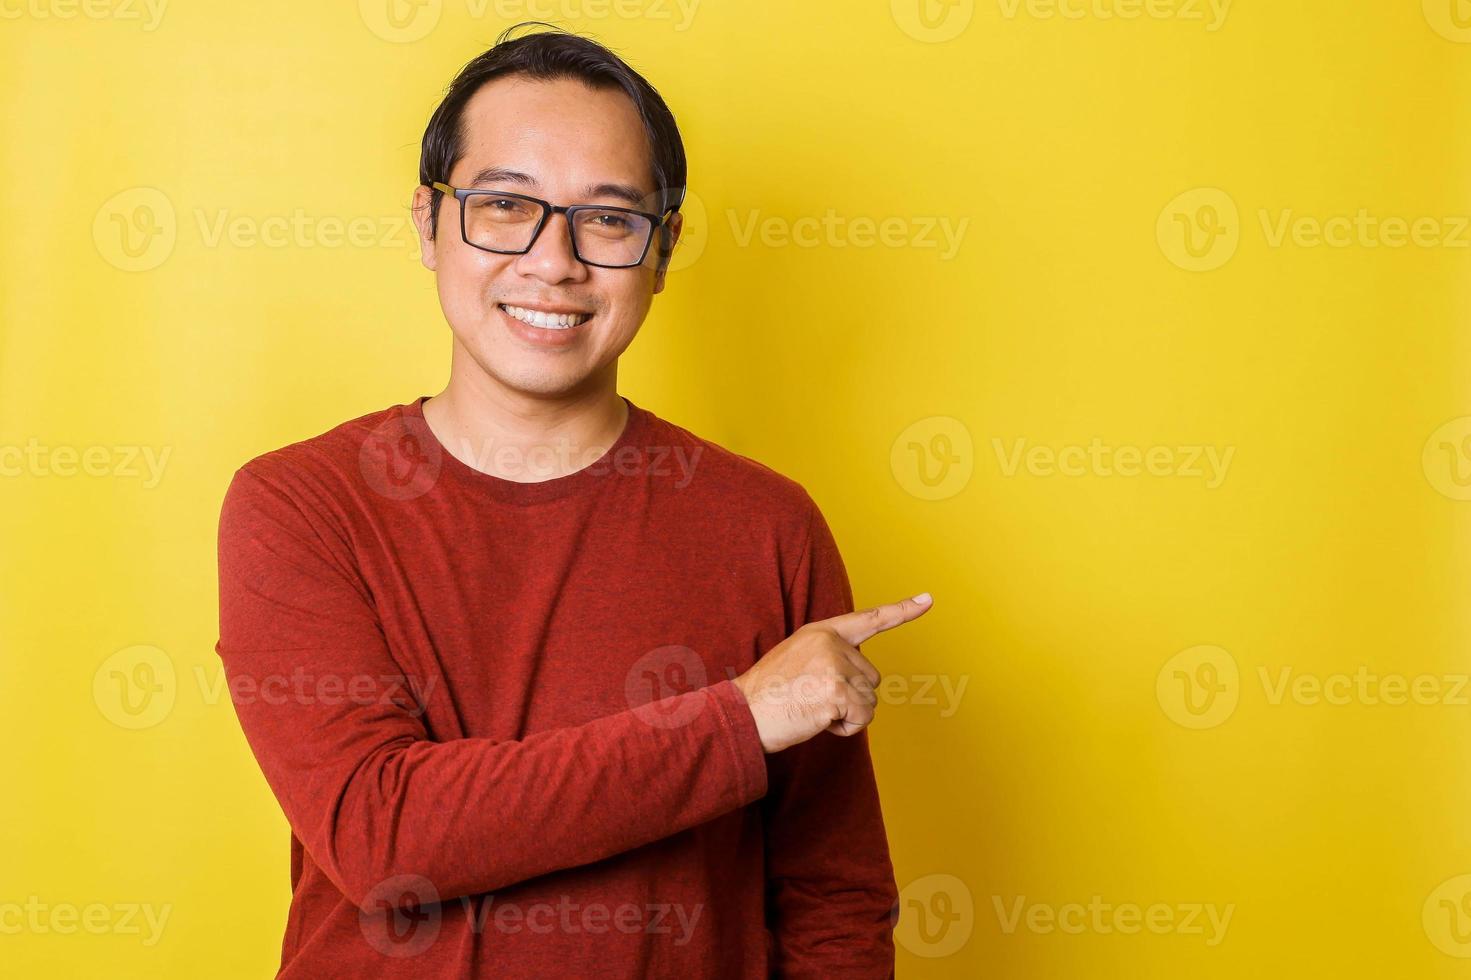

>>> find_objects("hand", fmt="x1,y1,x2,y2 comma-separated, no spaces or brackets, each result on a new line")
731,593,933,754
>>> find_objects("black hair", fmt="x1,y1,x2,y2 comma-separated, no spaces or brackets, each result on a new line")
416,22,686,266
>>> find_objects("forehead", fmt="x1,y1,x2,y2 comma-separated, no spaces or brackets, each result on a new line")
453,75,655,196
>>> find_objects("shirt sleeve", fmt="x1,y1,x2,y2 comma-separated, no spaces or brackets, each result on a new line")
762,494,900,979
215,464,769,913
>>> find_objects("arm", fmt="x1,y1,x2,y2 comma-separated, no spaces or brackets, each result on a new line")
215,465,768,912
761,496,900,978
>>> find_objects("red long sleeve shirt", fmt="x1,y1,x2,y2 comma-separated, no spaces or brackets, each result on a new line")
214,394,898,979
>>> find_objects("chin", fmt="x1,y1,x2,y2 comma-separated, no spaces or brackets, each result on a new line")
480,360,594,398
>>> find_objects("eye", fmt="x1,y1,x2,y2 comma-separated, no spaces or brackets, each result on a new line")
591,214,631,229
472,196,534,217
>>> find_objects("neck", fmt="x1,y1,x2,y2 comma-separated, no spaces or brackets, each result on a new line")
422,352,629,484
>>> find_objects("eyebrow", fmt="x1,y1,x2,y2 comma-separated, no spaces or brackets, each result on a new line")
467,166,652,209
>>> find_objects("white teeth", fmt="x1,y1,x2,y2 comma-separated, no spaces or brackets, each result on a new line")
501,304,590,330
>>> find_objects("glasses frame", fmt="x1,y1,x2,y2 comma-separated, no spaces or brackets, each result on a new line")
428,181,679,269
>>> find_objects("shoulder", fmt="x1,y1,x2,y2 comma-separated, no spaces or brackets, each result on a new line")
636,405,823,539
220,400,412,524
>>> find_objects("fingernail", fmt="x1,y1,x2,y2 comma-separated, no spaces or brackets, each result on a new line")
913,592,932,606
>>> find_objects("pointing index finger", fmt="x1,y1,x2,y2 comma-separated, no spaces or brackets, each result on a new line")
821,593,933,647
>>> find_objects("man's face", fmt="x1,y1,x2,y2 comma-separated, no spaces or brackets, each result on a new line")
412,75,682,398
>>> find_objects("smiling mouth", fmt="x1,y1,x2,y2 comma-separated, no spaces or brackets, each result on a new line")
498,303,593,330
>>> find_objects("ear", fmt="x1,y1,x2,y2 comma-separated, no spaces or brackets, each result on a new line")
411,184,438,271
652,211,683,295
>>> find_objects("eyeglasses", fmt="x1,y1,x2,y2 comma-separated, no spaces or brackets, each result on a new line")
428,181,680,269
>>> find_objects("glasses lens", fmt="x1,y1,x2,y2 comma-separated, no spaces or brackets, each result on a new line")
571,209,654,267
463,194,546,252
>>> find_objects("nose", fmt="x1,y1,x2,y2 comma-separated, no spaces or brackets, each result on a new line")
514,209,588,284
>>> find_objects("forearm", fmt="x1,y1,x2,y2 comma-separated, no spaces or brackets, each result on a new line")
232,671,767,911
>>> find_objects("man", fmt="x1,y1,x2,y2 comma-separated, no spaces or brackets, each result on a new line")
215,24,933,979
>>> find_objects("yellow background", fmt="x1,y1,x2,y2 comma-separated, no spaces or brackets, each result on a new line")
3,0,1469,975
